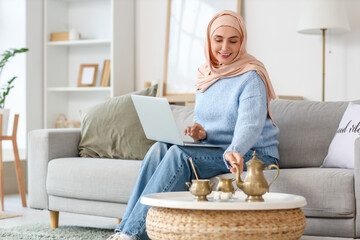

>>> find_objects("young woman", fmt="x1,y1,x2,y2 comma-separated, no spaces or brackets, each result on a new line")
108,10,279,240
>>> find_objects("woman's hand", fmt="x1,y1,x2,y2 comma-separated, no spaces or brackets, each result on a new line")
184,123,207,141
224,152,244,174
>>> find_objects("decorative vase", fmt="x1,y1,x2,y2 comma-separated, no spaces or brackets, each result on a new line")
69,29,80,41
0,108,10,136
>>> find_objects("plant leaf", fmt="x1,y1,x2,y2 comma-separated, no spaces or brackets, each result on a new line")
0,48,28,108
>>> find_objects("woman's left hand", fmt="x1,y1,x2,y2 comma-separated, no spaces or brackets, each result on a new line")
224,152,244,174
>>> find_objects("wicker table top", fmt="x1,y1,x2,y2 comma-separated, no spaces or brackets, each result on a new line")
141,191,307,210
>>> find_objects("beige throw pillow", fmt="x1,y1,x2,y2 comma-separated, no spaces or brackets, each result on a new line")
78,84,158,160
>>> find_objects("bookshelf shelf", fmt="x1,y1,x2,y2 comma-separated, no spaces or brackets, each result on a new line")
47,87,111,92
47,39,111,46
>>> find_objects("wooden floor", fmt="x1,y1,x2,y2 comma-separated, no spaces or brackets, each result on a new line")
0,194,117,230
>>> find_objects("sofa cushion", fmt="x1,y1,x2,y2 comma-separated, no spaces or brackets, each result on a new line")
47,158,142,203
271,99,360,168
214,167,355,218
268,168,355,218
78,84,157,160
322,102,360,169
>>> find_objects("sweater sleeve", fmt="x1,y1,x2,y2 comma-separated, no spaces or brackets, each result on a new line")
193,114,199,124
223,75,268,167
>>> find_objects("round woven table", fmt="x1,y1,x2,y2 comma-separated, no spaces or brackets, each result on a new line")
141,191,307,240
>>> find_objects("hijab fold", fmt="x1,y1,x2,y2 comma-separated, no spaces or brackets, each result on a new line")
196,10,276,123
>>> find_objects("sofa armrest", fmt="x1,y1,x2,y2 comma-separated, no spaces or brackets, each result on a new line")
354,137,360,236
28,128,81,210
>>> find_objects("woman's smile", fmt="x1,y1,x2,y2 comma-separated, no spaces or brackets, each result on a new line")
219,52,232,58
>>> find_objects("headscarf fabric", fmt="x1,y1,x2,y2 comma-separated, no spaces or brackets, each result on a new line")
196,10,276,122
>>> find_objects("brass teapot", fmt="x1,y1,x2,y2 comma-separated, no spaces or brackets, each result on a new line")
234,151,280,202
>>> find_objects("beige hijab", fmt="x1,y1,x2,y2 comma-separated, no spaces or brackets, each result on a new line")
197,10,276,122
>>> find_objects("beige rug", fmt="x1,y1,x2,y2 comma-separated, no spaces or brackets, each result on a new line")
0,212,21,220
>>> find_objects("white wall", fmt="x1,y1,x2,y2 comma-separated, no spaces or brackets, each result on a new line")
0,0,26,151
135,0,360,101
135,0,168,93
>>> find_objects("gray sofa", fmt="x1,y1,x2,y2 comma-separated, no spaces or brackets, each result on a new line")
28,99,360,238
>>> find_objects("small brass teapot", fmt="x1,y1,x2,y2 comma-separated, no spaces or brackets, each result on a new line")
186,179,215,201
234,151,280,202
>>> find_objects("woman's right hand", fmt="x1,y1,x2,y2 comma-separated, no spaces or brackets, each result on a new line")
184,123,207,141
224,152,244,174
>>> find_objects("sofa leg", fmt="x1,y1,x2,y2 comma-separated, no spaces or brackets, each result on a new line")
117,218,122,224
49,210,59,228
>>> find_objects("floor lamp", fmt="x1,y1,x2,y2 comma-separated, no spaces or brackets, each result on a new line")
297,0,350,101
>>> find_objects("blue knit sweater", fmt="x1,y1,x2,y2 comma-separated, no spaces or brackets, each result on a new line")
194,70,279,160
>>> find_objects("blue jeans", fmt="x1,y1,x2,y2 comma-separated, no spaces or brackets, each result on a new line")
116,142,278,240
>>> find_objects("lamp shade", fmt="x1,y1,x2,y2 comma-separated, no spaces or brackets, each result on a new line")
298,0,350,34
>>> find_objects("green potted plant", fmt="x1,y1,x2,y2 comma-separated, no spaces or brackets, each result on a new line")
0,48,28,135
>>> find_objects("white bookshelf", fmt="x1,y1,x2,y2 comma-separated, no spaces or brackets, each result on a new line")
43,0,135,128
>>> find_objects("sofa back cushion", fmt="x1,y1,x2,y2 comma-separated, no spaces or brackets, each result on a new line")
271,99,360,168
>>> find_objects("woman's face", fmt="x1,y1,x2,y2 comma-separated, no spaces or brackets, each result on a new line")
210,26,241,65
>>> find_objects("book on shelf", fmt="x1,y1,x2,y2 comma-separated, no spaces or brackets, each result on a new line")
100,60,111,87
50,32,69,41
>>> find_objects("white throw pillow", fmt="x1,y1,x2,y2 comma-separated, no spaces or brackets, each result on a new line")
322,102,360,169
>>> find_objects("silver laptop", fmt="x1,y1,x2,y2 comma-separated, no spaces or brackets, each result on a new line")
131,95,224,147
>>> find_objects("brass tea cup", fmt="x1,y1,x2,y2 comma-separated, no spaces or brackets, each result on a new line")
186,179,215,201
216,177,235,193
